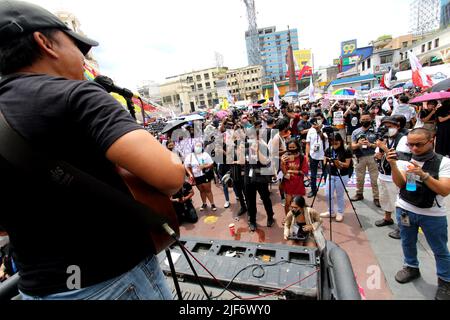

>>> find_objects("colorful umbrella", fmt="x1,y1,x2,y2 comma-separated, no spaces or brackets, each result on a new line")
410,92,450,103
332,88,356,96
216,110,229,120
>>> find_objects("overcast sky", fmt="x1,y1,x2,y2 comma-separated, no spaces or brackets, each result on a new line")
29,0,411,90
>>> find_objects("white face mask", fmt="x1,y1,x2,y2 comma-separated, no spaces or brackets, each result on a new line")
194,146,202,154
388,128,398,137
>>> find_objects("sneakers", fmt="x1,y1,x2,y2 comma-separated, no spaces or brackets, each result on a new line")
335,214,344,223
200,204,207,212
320,212,337,218
224,201,230,209
267,218,275,228
375,219,394,227
350,194,364,202
388,228,401,240
211,204,217,212
307,191,315,198
436,278,450,300
395,266,421,284
249,222,257,232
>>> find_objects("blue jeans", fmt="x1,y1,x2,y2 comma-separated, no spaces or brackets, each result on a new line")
396,208,450,282
325,175,349,215
20,255,173,300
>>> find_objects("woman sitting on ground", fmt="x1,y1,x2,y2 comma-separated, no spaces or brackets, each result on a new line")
284,196,324,249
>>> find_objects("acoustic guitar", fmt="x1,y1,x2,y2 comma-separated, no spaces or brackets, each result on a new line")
116,167,180,254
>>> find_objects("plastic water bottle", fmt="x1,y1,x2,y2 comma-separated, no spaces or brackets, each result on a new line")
406,172,417,192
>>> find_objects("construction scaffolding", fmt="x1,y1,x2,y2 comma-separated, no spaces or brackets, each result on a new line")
410,0,441,35
243,0,262,66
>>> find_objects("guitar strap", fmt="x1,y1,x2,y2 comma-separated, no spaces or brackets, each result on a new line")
0,108,169,232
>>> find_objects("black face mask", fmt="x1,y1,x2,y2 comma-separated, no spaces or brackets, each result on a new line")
361,121,371,128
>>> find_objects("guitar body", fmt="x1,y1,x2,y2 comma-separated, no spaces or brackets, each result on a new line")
116,167,180,254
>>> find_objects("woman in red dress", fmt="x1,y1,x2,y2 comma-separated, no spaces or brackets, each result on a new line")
281,138,309,216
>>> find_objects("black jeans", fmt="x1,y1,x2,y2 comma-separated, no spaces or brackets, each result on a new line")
310,158,324,194
245,182,274,225
233,180,247,209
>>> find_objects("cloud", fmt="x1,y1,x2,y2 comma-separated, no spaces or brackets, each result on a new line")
29,0,410,90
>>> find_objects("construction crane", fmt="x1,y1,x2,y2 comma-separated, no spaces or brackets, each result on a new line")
243,0,262,67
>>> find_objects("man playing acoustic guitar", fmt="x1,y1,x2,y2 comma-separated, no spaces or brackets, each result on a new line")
0,1,185,300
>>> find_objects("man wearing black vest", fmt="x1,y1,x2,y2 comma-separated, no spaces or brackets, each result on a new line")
387,128,450,300
374,117,411,239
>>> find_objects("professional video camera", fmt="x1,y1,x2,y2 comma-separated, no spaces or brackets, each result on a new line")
322,125,338,135
375,125,389,140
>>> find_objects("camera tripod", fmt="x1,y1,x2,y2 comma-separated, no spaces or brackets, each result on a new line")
310,154,362,241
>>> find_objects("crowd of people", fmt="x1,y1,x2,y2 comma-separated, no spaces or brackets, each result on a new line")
155,93,450,300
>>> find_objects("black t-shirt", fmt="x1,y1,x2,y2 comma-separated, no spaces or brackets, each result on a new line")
297,120,312,140
325,147,353,176
420,109,437,122
0,74,155,296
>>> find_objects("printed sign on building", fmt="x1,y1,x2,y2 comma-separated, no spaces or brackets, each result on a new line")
341,39,357,58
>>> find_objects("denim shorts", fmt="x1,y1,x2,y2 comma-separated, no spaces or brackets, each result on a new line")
20,254,173,300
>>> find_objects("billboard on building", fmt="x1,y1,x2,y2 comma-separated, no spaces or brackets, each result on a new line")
294,49,312,68
341,39,357,58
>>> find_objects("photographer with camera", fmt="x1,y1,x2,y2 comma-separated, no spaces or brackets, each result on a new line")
351,112,381,207
374,117,411,239
305,115,329,198
320,133,354,222
244,130,275,232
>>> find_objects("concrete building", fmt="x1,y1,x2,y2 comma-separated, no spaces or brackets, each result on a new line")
246,26,299,83
399,27,450,69
226,65,263,102
161,67,228,114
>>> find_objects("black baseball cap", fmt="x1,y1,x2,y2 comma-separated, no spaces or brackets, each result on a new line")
0,0,99,55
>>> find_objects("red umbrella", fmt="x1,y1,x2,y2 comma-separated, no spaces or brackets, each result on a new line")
410,92,450,104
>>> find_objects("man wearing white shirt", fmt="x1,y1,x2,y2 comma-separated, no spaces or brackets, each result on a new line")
386,128,450,300
374,117,411,239
305,116,329,198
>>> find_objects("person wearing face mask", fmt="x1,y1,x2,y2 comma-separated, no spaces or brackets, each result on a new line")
283,196,324,249
281,139,309,216
320,133,354,222
297,112,312,154
386,128,450,300
184,142,217,212
305,115,329,199
374,117,411,239
351,112,381,207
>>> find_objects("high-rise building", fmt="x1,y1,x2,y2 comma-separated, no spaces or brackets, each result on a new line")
246,26,299,83
441,0,450,28
409,0,441,35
